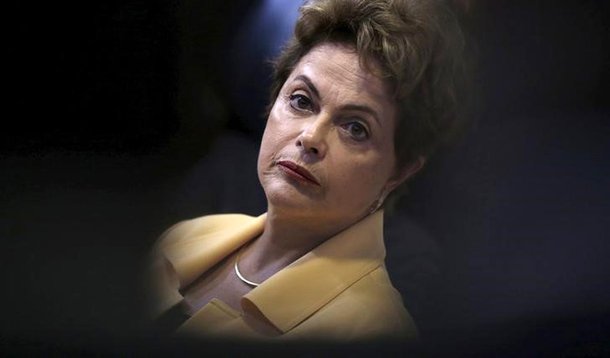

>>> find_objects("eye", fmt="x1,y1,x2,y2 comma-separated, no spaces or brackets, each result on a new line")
289,93,313,112
341,121,369,141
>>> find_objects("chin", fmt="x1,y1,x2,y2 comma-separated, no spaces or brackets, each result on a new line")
263,183,320,214
265,184,309,206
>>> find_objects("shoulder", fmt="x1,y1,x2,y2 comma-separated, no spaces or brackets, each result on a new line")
342,265,418,339
148,213,261,316
155,213,258,248
290,265,418,341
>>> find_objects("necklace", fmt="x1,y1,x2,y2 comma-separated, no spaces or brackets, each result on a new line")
234,250,260,287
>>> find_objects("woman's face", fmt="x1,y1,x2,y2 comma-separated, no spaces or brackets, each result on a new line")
258,42,404,228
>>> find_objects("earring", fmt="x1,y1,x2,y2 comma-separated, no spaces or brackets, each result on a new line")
368,192,387,215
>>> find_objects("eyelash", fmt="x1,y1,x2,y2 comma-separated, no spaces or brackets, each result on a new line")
340,121,370,141
287,91,371,142
288,93,313,112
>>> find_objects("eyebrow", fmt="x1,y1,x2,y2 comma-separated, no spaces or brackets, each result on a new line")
294,75,320,99
293,74,382,127
341,104,382,127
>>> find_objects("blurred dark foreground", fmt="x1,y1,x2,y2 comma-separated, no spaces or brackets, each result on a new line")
2,0,609,355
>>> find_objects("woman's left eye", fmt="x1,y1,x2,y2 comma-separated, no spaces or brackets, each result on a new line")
341,122,369,141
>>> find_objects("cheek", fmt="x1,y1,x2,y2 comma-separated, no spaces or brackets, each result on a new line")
328,152,392,204
257,104,289,172
257,124,276,175
260,104,299,152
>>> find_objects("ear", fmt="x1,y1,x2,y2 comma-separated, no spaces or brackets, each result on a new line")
383,156,426,194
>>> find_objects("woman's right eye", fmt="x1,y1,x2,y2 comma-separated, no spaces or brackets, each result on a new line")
289,93,313,112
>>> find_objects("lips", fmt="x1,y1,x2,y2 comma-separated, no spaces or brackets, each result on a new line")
276,160,320,186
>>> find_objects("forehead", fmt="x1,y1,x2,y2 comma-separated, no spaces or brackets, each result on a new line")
289,42,394,105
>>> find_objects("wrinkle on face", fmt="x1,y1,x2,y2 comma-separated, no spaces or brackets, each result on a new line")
257,42,400,229
294,45,395,134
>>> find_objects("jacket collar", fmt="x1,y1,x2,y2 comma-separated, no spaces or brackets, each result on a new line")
243,211,386,333
152,213,267,316
161,213,267,289
158,211,386,333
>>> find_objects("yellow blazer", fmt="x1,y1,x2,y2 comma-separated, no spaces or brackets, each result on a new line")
150,210,418,341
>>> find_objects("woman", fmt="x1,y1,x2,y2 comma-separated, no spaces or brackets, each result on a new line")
150,0,467,341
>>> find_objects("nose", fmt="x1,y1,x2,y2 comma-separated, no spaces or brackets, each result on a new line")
296,115,329,158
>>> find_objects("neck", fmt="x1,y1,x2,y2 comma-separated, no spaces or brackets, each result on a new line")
238,207,360,284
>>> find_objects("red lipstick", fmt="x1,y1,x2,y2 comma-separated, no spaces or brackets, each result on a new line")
277,160,320,186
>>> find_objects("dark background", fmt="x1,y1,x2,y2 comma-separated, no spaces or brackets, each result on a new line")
2,0,609,355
